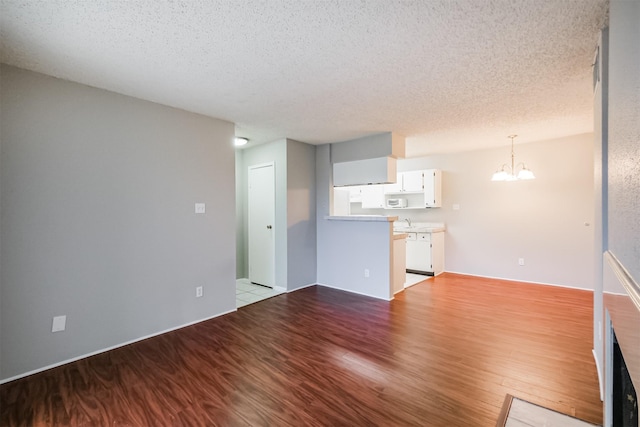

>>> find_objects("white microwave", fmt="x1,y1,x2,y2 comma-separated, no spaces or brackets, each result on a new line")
386,198,407,208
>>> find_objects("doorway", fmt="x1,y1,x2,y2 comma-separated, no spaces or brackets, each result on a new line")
247,162,275,287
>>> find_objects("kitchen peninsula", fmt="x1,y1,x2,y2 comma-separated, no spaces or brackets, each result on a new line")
318,215,406,300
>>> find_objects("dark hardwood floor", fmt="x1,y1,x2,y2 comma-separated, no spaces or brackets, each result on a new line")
0,273,602,426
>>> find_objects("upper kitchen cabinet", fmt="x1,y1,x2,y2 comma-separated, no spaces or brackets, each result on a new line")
423,169,442,208
361,185,385,209
331,132,404,186
384,170,425,194
384,169,441,208
403,170,425,192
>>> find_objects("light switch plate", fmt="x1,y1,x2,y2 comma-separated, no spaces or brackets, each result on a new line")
195,203,206,214
52,315,66,332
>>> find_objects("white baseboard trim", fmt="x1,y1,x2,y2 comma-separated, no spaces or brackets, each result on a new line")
592,348,604,401
315,282,393,301
287,282,317,292
0,308,237,385
443,270,596,292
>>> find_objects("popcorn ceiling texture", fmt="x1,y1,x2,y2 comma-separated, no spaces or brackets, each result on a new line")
0,0,608,154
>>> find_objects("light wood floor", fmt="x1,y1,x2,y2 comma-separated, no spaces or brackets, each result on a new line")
0,273,602,426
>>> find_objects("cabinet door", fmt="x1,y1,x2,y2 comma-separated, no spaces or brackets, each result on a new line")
430,232,444,275
402,170,424,192
423,169,442,207
349,186,363,202
384,173,403,194
361,185,385,209
406,238,431,272
333,188,351,216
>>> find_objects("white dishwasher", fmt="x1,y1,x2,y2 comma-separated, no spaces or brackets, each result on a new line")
406,232,432,274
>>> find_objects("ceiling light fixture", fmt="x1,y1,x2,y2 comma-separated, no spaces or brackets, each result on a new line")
234,137,249,147
491,135,535,181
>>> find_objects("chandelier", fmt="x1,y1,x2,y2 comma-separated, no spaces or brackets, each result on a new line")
491,135,535,181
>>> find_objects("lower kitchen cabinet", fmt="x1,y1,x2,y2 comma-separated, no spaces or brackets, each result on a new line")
406,231,444,276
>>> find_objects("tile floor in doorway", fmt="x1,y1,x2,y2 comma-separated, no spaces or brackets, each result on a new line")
236,278,285,308
405,272,432,288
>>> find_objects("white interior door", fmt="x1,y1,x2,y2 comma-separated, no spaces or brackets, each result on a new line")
248,163,275,287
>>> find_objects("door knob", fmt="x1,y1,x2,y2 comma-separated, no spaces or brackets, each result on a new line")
267,225,272,229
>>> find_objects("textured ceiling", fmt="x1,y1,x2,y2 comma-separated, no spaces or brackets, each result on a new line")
0,0,608,156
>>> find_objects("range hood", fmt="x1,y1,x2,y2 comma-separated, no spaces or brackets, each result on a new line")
333,156,397,186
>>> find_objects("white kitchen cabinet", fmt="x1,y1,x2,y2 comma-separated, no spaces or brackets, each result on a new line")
348,186,363,203
405,233,424,271
383,169,441,208
333,187,351,216
402,170,424,192
361,185,385,209
423,169,442,208
384,170,424,194
405,231,444,275
383,177,402,194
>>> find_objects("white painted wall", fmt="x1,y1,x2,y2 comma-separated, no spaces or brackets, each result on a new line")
592,28,608,390
0,65,236,381
353,134,595,289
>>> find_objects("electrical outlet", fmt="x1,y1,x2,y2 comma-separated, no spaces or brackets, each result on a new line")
364,269,370,278
196,286,203,298
52,315,66,332
195,203,206,214
518,258,525,266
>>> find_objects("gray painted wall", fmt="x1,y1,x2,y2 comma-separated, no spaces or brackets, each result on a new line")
330,132,401,163
235,150,245,279
286,139,317,290
352,134,595,289
606,0,640,289
0,65,236,381
316,144,392,299
318,219,393,299
240,139,288,287
237,138,317,290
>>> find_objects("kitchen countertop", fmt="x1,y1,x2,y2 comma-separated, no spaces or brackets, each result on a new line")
393,233,408,240
326,215,399,222
393,222,446,233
